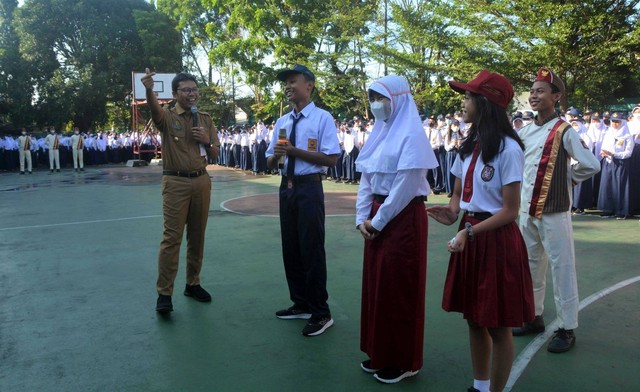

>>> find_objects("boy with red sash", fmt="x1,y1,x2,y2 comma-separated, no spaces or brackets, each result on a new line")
514,68,600,353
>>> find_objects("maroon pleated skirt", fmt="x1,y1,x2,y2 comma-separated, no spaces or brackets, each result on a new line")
442,216,534,328
360,198,428,371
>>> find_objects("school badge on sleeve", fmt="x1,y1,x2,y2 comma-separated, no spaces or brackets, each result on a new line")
481,165,494,182
307,138,318,152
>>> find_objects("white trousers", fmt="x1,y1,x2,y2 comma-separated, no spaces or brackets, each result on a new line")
19,149,32,172
519,211,579,330
72,148,84,169
48,149,60,170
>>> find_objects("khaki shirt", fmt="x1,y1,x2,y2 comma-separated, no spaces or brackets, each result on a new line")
154,103,221,172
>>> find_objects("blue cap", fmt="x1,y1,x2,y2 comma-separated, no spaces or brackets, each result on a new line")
567,108,580,116
522,111,534,119
611,112,625,122
277,64,316,82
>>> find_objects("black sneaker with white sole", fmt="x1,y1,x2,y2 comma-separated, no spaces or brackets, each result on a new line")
302,316,334,336
275,306,312,320
373,369,419,384
360,360,379,374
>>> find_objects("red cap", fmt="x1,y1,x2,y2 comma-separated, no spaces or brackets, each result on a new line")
535,67,565,94
448,70,514,109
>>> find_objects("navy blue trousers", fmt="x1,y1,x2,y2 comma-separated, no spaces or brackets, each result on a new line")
279,177,330,319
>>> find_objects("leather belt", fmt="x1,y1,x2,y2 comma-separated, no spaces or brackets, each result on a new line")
163,168,207,178
464,210,493,220
282,173,323,184
373,194,426,203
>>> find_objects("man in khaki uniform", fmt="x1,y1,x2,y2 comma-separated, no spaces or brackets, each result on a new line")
142,69,220,314
70,127,84,171
45,128,61,173
18,128,32,174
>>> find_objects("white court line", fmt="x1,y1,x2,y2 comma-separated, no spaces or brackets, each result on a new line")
505,275,640,391
0,215,162,231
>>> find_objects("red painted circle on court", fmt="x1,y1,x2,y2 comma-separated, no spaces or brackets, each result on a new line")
222,192,357,216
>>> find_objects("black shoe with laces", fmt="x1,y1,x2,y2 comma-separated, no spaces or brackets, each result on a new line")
302,316,334,336
275,306,312,320
183,284,212,302
547,328,575,353
513,315,545,336
156,294,173,313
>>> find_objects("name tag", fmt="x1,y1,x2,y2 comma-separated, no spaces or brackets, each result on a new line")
307,138,318,152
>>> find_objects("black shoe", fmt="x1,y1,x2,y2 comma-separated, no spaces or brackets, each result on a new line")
80,168,84,171
547,328,575,353
56,169,60,172
433,190,441,195
156,294,173,313
468,388,481,392
360,360,379,374
28,171,32,174
302,316,334,336
183,284,212,302
447,193,453,198
335,179,342,183
20,171,25,175
373,368,419,384
513,315,545,336
276,306,312,320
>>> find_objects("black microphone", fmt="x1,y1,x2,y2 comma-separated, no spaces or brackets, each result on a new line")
191,105,199,127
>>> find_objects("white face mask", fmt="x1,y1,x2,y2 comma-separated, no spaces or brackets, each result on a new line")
370,100,391,121
634,114,640,121
523,120,533,126
22,131,27,135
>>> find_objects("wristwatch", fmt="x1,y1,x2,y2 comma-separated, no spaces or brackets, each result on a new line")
464,222,474,241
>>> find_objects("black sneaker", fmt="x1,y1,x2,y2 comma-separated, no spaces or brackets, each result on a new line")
373,369,419,384
275,306,312,320
183,284,212,302
156,294,173,314
302,316,334,336
360,360,379,374
547,328,575,353
513,315,545,336
468,388,481,392
20,171,25,175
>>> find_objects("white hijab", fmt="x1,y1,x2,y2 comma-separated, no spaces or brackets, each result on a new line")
356,75,438,174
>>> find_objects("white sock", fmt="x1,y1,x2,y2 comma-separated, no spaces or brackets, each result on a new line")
473,379,490,392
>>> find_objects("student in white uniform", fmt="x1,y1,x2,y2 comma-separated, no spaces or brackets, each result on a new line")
45,128,61,172
18,128,33,174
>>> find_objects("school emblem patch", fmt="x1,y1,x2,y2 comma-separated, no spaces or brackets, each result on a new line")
307,138,318,152
481,165,494,182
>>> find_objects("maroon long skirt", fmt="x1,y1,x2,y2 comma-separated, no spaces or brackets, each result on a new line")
360,198,428,371
442,216,534,328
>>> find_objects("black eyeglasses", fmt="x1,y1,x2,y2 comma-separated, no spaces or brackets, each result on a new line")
177,88,199,94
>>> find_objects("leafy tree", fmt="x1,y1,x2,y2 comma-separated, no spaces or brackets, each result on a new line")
12,0,181,131
0,0,34,130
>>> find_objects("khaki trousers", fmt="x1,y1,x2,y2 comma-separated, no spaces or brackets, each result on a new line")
19,149,32,172
48,149,60,170
72,148,84,169
157,174,211,295
519,211,579,330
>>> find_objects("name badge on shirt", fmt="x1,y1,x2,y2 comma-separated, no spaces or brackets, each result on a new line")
307,138,318,152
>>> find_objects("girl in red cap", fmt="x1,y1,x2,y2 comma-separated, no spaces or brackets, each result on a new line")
428,70,534,392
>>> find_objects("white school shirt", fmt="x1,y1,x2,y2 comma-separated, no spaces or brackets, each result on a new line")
266,102,340,175
451,137,524,215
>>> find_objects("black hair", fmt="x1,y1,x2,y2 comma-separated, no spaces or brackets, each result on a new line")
458,92,524,163
172,72,198,93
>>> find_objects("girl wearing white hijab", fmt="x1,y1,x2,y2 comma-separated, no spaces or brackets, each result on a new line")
355,75,438,384
597,112,635,219
570,119,596,213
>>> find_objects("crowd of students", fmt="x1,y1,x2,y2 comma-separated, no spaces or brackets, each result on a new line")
2,106,638,221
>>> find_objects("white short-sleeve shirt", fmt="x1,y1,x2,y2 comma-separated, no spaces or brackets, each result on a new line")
451,137,524,214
